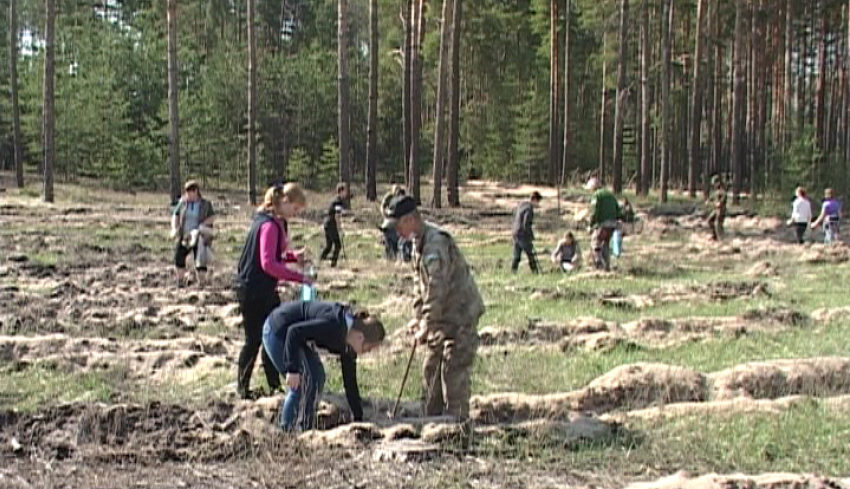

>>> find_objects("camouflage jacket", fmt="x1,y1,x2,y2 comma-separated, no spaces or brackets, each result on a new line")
713,187,727,215
412,223,485,336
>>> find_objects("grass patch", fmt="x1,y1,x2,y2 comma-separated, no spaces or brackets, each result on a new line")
0,366,119,411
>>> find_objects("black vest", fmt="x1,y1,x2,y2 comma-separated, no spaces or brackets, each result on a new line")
236,212,284,298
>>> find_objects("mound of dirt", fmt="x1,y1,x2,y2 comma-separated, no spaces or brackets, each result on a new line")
576,363,707,413
480,318,617,347
811,306,850,324
709,357,850,400
800,245,850,264
746,260,777,277
471,393,578,423
1,402,255,463
627,471,848,489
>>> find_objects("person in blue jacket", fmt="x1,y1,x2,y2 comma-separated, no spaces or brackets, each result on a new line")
262,301,385,432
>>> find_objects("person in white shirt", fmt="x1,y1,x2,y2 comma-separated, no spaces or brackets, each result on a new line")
789,187,812,244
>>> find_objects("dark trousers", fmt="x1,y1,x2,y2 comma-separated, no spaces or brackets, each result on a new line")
511,237,539,273
794,223,808,244
236,287,281,397
382,228,399,260
321,225,342,267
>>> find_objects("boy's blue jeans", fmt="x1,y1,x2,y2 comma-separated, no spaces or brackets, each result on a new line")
262,320,326,432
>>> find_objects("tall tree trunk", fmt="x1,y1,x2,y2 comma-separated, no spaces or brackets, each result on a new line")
561,0,572,193
247,0,258,204
814,0,827,181
9,0,24,188
703,0,716,197
797,3,808,133
711,40,723,196
747,0,757,197
167,0,181,204
639,0,650,196
612,0,629,195
43,0,56,203
688,0,707,198
408,0,424,202
431,0,454,208
784,0,793,146
447,0,462,207
599,37,608,184
403,0,412,183
338,0,352,188
660,0,672,202
366,0,378,201
731,0,745,203
548,0,560,185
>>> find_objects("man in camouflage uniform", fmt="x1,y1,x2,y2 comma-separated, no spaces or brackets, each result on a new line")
707,175,727,241
382,196,485,418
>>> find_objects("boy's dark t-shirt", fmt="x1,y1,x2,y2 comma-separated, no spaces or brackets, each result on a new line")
324,196,346,230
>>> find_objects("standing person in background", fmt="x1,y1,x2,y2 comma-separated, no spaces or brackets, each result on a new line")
812,188,842,244
320,183,349,268
707,175,727,241
234,183,311,400
585,178,620,271
381,185,411,261
171,180,215,287
510,191,542,273
789,187,813,245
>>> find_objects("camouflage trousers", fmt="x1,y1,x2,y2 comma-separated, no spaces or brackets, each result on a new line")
591,223,617,271
422,324,479,418
707,211,725,240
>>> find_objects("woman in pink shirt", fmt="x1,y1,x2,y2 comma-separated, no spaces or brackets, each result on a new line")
234,183,311,399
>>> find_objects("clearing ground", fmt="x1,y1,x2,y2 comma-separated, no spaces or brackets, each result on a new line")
2,175,850,488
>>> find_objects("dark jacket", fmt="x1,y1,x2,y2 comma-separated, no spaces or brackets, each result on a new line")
512,202,535,241
235,212,284,299
266,301,363,420
323,196,347,230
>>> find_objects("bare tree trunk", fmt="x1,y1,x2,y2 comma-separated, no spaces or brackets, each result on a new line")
784,0,793,146
660,0,672,202
561,0,572,194
247,0,258,204
338,0,352,188
612,0,629,195
9,0,24,188
43,0,56,202
639,0,650,196
731,0,745,203
814,0,827,181
167,0,181,203
403,0,412,183
711,39,723,196
431,0,454,208
447,0,462,207
747,0,755,197
366,0,378,201
408,0,424,202
548,0,560,185
703,0,716,197
688,0,707,198
599,37,608,185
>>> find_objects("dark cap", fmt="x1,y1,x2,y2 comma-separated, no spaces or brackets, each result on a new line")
381,195,417,230
531,191,543,201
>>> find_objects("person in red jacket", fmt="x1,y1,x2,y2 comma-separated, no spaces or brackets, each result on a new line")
234,183,311,400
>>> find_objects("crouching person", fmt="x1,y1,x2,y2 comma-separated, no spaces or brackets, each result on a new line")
262,301,385,432
551,232,582,272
